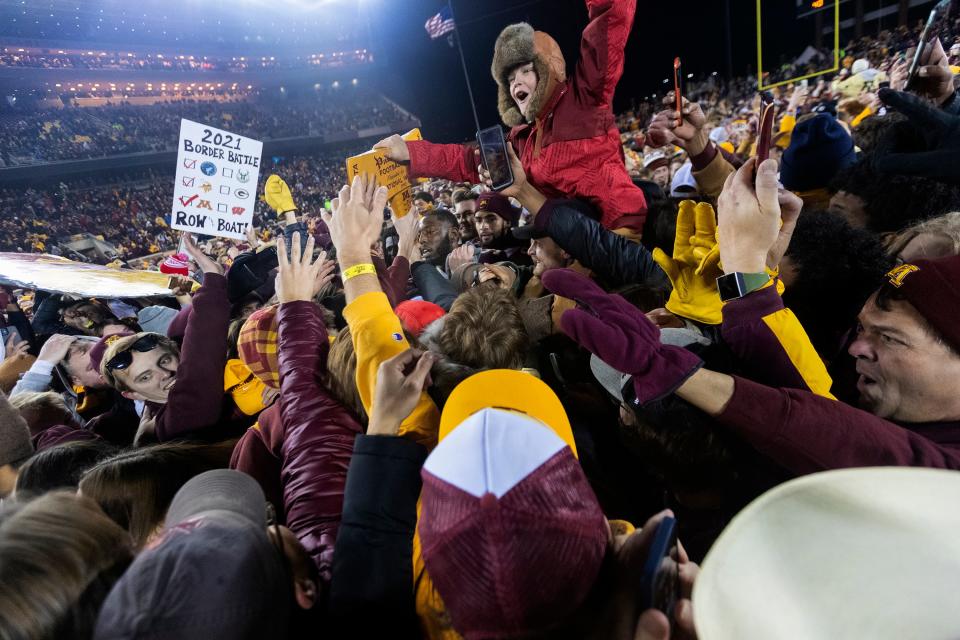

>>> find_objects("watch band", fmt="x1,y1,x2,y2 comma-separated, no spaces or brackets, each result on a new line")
716,272,771,302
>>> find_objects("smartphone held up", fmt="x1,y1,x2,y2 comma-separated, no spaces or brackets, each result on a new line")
673,57,684,127
477,125,514,191
906,0,952,91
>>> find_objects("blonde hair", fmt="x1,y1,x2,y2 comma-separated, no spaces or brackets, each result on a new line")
99,332,180,391
439,288,529,370
9,391,70,415
887,211,960,258
326,327,367,425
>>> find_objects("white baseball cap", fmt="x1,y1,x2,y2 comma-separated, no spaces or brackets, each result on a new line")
694,467,960,639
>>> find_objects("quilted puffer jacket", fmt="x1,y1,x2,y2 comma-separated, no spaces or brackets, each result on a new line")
276,301,363,589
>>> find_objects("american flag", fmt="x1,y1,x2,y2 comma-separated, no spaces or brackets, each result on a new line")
424,6,456,40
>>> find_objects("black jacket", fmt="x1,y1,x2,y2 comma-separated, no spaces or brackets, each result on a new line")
533,200,670,291
411,262,458,311
328,434,426,638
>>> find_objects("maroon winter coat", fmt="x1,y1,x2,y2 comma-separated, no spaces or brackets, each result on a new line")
718,376,960,472
277,301,364,587
230,402,285,523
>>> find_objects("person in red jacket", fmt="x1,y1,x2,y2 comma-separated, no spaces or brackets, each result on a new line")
375,0,647,236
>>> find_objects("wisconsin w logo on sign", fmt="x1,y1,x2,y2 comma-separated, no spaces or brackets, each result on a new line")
237,170,250,184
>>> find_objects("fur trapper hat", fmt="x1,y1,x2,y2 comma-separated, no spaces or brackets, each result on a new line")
491,23,566,126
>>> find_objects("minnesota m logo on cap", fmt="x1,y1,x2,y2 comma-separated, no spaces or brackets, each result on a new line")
886,263,919,288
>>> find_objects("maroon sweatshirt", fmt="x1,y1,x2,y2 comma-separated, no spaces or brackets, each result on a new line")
718,375,960,474
152,273,231,442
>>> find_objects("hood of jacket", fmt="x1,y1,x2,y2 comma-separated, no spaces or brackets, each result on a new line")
491,22,567,127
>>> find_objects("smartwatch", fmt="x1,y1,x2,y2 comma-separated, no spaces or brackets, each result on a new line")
716,272,771,302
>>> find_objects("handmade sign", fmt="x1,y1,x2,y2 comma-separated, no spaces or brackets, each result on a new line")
171,119,263,239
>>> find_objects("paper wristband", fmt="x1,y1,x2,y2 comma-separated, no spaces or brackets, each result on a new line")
342,263,377,281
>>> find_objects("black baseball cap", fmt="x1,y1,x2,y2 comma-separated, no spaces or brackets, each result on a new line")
512,223,548,241
94,470,292,640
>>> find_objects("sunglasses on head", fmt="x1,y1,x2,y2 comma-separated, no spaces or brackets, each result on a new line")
105,334,162,372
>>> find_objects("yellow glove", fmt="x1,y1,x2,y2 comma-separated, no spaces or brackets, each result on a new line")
263,175,297,217
652,200,723,325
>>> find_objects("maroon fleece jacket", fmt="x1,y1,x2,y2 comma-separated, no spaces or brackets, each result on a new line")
718,375,960,473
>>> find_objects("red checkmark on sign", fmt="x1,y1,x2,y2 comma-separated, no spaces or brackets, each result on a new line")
179,194,199,207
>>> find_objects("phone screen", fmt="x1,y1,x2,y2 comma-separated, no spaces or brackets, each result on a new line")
639,516,679,617
907,0,952,90
477,126,514,191
673,57,683,126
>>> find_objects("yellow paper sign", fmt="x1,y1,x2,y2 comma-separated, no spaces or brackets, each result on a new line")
346,128,422,217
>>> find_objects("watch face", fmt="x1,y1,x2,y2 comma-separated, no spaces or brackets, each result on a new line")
717,273,744,302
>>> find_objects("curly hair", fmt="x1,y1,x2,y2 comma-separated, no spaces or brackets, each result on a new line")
783,210,895,359
830,159,960,233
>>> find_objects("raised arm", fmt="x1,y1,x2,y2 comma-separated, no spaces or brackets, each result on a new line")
573,0,637,106
533,200,669,290
374,134,481,183
716,161,832,397
322,177,441,448
155,234,230,441
275,235,362,587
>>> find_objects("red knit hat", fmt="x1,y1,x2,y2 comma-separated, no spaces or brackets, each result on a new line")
160,253,191,277
394,300,445,337
885,256,960,352
237,305,280,390
418,371,607,638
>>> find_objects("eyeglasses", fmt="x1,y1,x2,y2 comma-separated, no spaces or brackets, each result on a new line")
105,334,161,372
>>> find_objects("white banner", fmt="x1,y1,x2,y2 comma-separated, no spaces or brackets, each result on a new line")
171,118,262,240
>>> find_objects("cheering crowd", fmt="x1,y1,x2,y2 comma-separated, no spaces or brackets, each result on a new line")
1,0,960,638
0,143,369,264
0,88,410,166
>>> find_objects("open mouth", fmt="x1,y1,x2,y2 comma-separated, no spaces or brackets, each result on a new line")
515,89,529,104
163,380,176,392
856,373,878,392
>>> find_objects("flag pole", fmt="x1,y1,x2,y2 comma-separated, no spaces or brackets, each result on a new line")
447,1,482,133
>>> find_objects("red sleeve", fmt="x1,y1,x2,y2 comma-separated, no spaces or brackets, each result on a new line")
573,0,637,106
718,375,960,473
156,273,230,441
277,300,363,588
407,139,480,183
